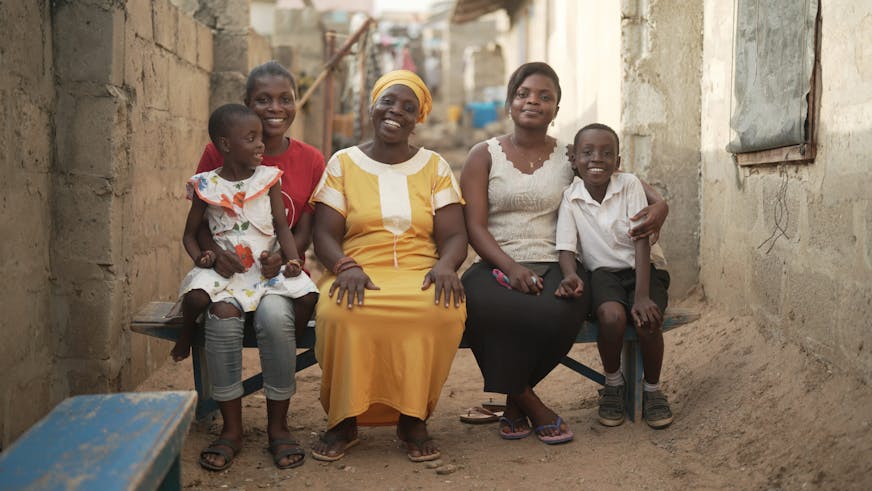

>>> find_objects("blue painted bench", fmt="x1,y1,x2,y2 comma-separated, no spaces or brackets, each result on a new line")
132,302,697,423
0,391,197,491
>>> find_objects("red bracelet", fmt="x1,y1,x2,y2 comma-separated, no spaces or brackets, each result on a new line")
332,256,356,274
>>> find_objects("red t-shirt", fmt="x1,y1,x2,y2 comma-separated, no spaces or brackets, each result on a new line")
196,138,326,228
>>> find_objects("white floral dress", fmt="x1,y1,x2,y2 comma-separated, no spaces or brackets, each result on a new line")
178,166,318,312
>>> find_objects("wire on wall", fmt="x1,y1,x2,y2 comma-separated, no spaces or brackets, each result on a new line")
757,165,791,254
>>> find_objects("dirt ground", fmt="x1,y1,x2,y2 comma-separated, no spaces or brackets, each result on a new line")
136,288,872,490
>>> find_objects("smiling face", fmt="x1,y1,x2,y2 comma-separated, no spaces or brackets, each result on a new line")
246,74,296,141
370,84,419,144
219,114,265,170
509,73,559,129
573,128,621,195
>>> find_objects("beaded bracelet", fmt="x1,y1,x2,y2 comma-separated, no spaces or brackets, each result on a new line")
285,258,302,269
332,256,356,274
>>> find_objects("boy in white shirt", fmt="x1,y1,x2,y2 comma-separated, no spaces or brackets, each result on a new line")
554,123,673,429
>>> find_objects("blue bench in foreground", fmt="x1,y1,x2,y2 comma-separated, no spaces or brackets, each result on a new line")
132,302,698,423
0,391,197,491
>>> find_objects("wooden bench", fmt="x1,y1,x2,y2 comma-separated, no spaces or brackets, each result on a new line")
0,390,196,491
132,302,697,423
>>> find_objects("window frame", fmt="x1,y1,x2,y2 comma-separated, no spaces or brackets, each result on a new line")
732,0,821,167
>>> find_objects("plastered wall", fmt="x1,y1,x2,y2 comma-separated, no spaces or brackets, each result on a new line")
699,0,872,381
0,0,56,450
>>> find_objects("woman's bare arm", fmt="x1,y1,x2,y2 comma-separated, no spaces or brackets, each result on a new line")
460,140,542,294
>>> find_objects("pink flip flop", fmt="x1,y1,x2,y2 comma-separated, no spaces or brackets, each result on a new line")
534,416,574,444
498,416,532,440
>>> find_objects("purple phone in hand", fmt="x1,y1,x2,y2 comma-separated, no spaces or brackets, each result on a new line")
492,268,512,289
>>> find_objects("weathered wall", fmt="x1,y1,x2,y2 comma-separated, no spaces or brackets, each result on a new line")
545,0,622,143
273,6,328,152
122,0,214,386
620,0,702,297
0,0,213,447
700,0,872,381
0,0,56,449
195,0,249,110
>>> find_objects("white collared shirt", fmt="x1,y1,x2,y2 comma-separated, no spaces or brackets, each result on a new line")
555,173,667,271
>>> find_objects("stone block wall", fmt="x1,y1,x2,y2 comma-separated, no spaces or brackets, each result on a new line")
122,0,213,387
699,0,872,381
273,7,329,153
620,0,703,297
0,0,213,447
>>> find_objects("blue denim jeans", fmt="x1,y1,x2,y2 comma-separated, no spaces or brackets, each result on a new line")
204,294,297,401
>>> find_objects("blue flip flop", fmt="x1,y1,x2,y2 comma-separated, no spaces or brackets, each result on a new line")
534,416,574,444
498,416,532,440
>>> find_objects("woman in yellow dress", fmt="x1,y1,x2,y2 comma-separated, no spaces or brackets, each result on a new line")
310,70,467,462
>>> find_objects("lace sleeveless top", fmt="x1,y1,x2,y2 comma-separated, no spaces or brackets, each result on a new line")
485,137,575,262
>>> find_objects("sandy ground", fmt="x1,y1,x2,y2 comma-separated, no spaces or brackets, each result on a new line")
136,289,872,490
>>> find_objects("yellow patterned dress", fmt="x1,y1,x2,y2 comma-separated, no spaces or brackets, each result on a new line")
311,146,466,428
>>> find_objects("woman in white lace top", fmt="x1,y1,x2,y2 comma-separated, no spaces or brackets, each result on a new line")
460,62,668,444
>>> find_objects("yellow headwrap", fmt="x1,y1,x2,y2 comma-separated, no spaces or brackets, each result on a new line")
370,69,432,123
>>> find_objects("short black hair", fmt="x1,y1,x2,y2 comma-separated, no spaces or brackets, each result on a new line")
574,123,621,151
505,62,561,110
245,60,297,104
208,104,256,146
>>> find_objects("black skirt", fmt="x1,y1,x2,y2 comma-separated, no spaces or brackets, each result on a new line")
461,261,591,394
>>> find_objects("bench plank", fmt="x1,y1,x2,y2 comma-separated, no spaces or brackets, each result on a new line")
132,301,698,423
0,391,196,491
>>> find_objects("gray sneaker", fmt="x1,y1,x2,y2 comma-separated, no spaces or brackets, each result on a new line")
643,390,674,429
597,384,626,427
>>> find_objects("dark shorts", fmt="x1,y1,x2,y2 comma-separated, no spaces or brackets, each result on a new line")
590,265,670,314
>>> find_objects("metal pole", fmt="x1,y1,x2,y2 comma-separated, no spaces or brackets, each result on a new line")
322,30,336,158
298,17,374,108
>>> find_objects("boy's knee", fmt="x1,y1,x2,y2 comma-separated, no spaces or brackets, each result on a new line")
596,303,627,331
634,322,664,341
209,301,242,319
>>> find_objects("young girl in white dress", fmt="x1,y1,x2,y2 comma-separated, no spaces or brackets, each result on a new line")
172,104,318,361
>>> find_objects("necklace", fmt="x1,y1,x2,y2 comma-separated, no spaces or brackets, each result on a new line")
509,134,548,170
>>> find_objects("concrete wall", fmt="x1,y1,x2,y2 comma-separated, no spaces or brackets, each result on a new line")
0,0,56,449
546,0,622,143
273,7,329,152
699,0,872,381
619,0,702,297
122,0,214,386
0,0,213,447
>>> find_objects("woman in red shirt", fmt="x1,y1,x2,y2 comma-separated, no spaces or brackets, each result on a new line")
194,61,324,472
